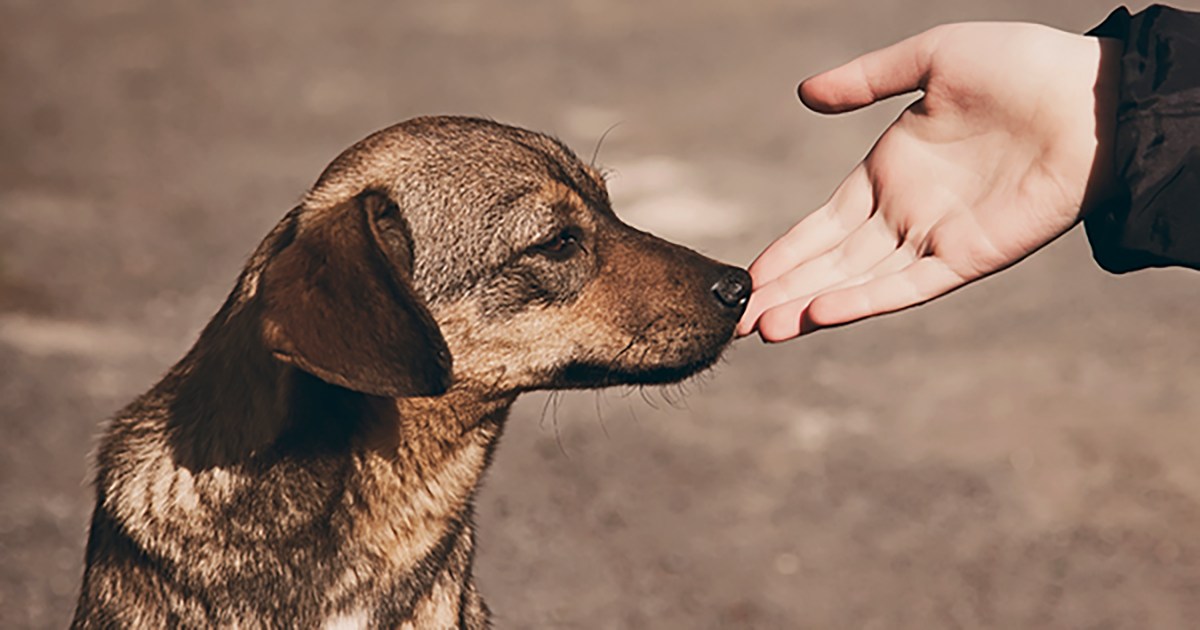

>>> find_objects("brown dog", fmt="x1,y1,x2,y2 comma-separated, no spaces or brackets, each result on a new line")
72,116,750,629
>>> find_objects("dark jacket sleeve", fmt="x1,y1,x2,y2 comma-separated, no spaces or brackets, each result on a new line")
1084,5,1200,273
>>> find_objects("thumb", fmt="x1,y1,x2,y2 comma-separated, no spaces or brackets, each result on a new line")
799,27,938,114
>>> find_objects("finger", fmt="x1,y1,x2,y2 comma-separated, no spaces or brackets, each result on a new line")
748,165,874,288
805,256,965,329
752,290,813,342
737,282,793,337
751,245,916,341
741,214,899,338
799,27,939,114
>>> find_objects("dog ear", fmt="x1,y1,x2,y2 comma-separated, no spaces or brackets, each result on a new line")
258,191,452,398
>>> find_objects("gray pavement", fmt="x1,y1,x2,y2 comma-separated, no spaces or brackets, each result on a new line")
3,0,1200,628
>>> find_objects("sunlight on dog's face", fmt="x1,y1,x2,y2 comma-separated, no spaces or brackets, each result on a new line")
392,130,746,395
280,117,749,399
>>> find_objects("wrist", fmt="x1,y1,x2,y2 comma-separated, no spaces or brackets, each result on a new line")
1078,36,1121,217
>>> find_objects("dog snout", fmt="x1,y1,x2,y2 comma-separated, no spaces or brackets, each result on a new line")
711,267,752,315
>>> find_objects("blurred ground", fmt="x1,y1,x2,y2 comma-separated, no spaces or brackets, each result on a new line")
3,0,1200,628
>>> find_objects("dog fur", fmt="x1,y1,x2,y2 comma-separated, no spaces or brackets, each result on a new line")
72,116,751,629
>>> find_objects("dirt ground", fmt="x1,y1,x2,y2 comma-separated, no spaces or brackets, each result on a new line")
4,0,1200,628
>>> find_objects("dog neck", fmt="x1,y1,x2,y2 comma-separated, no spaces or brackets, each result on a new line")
98,299,514,608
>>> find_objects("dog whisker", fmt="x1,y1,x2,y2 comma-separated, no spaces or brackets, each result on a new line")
589,123,623,169
592,391,611,441
637,385,660,411
550,391,570,460
538,390,556,431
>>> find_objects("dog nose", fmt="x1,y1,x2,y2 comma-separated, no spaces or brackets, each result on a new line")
711,267,752,312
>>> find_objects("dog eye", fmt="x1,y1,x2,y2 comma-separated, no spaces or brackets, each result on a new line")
534,228,582,259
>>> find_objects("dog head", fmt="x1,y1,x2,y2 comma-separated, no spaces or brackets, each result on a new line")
245,116,749,398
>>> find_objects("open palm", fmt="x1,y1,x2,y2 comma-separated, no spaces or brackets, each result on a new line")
739,23,1119,341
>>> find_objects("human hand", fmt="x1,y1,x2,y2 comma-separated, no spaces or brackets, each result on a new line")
738,22,1121,341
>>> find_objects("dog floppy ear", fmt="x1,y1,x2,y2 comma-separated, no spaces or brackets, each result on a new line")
259,191,452,398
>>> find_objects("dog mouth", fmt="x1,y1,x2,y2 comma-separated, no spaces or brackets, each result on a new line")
551,328,736,389
555,358,722,388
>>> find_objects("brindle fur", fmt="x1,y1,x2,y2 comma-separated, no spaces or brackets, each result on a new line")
72,116,751,629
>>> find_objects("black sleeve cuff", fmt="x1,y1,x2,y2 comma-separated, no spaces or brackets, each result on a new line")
1084,5,1200,273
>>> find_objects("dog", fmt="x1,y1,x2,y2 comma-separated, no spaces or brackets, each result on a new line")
72,116,750,629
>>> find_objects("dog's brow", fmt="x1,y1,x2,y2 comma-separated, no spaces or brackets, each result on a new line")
508,136,608,207
488,183,538,215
